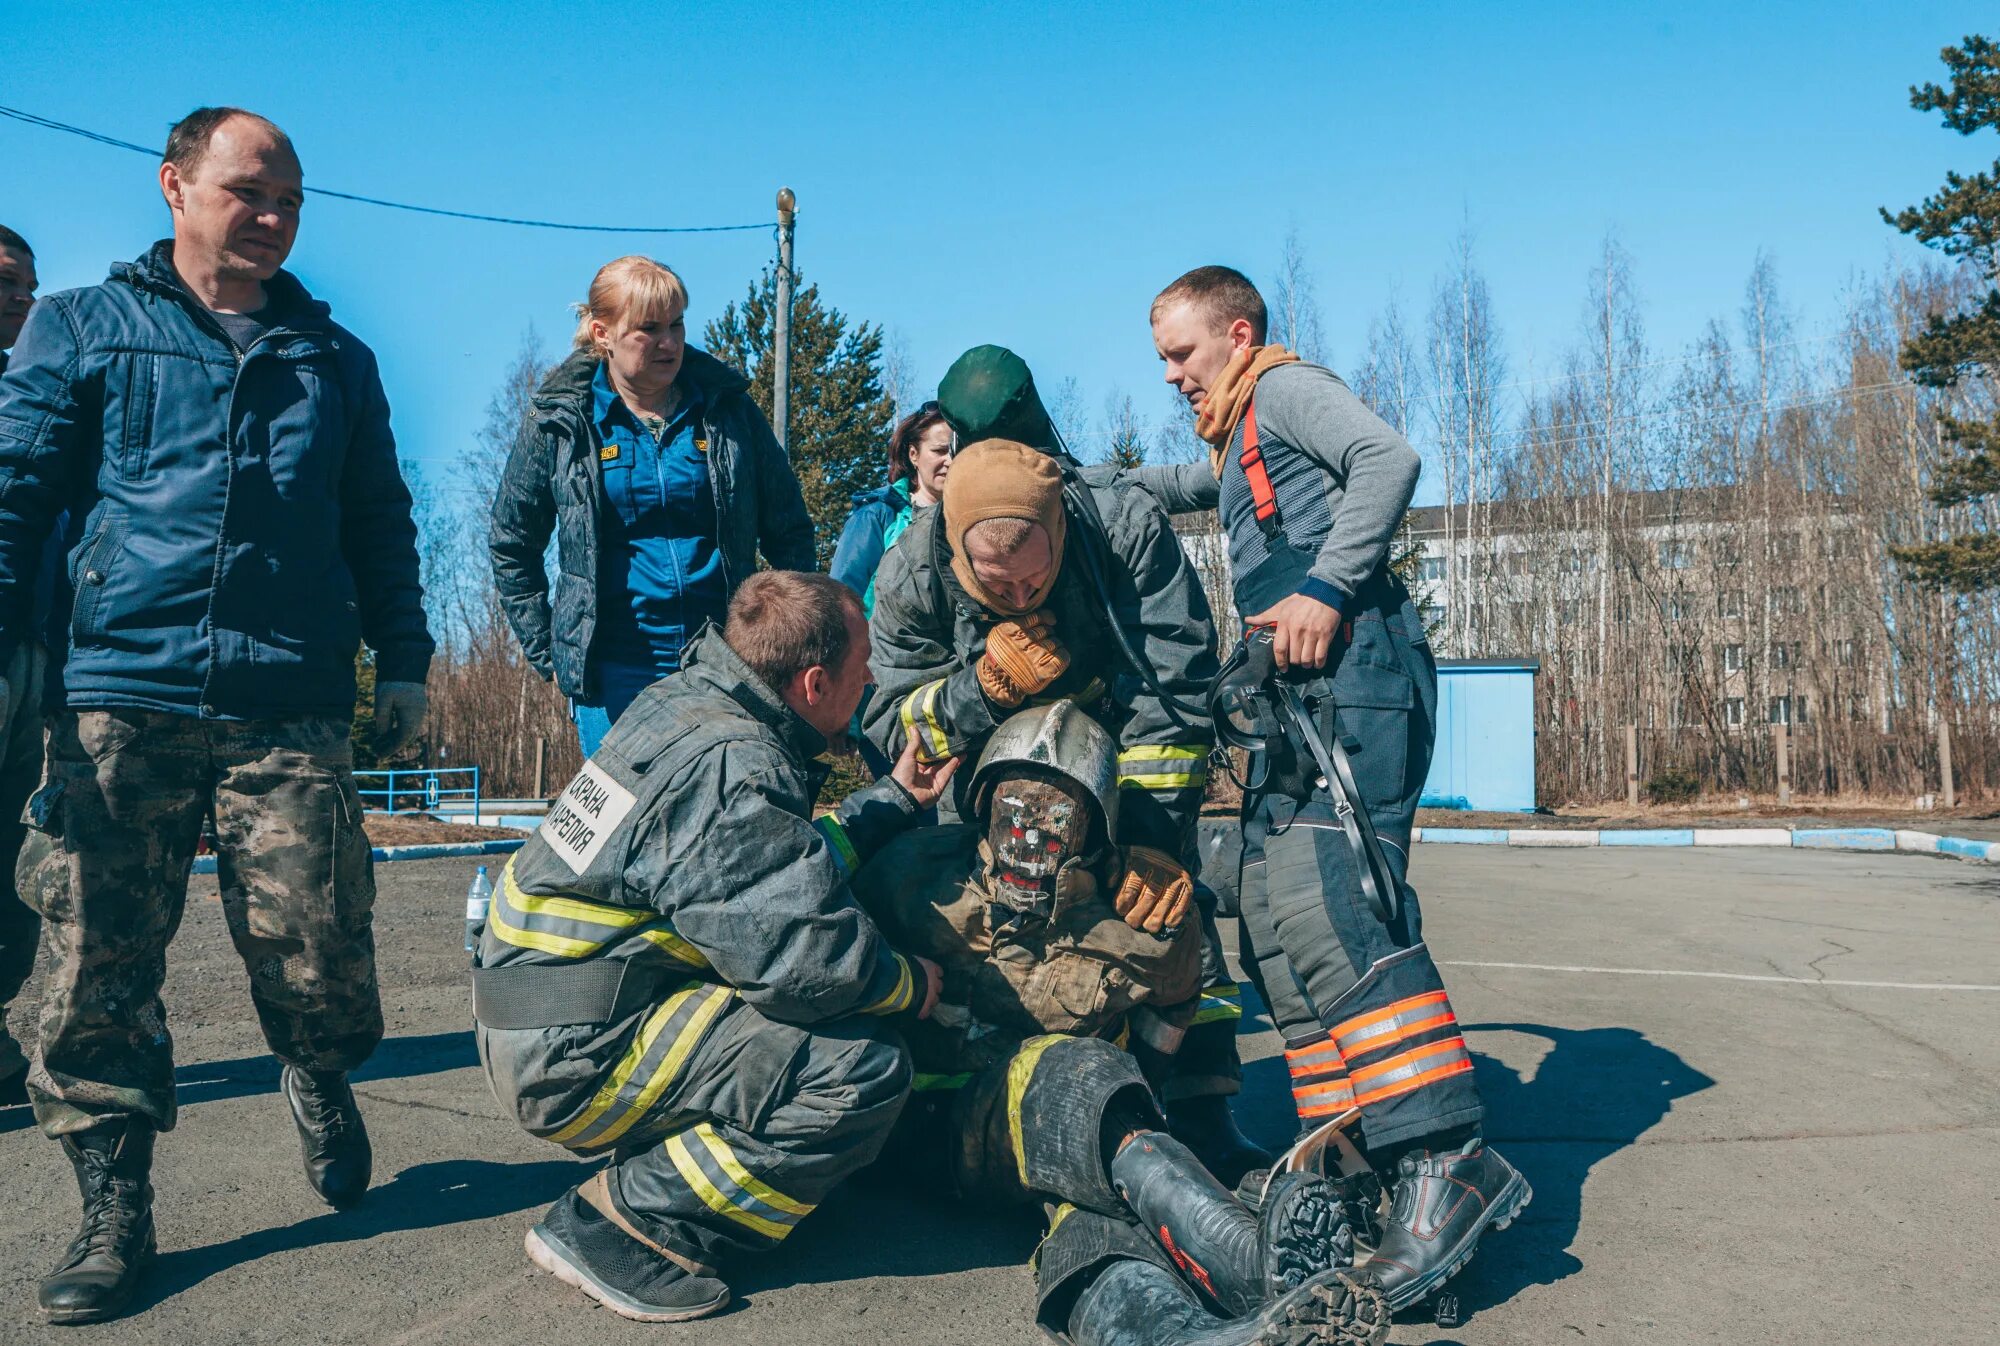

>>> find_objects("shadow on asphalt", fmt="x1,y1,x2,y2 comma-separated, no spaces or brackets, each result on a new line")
136,1158,580,1310
1234,1018,1713,1328
1443,1024,1714,1321
0,1031,476,1136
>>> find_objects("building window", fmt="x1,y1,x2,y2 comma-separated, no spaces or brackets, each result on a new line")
1768,696,1809,726
1558,598,1582,624
1772,586,1804,615
1772,642,1799,670
1835,639,1857,667
1769,534,1801,562
1420,555,1446,581
1658,540,1691,570
1848,694,1867,722
1722,644,1745,673
1719,589,1745,619
1726,697,1745,728
1717,537,1742,566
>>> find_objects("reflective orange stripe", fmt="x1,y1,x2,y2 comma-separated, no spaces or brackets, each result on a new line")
1294,1078,1356,1105
1285,1039,1343,1071
1349,1037,1466,1086
1299,1094,1356,1118
1353,1057,1475,1109
1333,991,1451,1049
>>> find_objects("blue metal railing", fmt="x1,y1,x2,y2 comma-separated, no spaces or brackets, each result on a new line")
354,766,481,820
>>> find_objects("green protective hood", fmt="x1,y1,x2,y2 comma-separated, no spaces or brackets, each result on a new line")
937,344,1064,457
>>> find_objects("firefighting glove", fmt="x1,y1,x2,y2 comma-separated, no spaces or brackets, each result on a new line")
373,681,429,758
1114,846,1193,935
976,612,1070,708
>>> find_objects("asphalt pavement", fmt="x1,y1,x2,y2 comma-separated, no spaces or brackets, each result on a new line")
2,843,1996,1345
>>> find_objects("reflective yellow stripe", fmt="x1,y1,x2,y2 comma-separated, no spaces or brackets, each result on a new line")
507,882,648,929
1192,981,1243,1025
694,1123,814,1217
913,1072,971,1092
587,984,733,1150
862,954,914,1015
545,982,730,1148
639,927,711,969
485,892,598,959
1006,1035,1067,1186
1117,744,1208,791
900,679,951,761
666,1131,792,1240
814,814,861,875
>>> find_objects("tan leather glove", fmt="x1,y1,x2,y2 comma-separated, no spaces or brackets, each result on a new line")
1114,846,1193,934
976,612,1070,707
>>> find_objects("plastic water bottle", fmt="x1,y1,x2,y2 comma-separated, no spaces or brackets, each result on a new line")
464,865,492,955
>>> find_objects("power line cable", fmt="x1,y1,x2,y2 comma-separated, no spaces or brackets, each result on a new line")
0,104,773,235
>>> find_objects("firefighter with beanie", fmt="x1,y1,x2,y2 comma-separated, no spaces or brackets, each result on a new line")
1150,266,1530,1315
850,700,1388,1346
475,571,954,1323
863,345,1267,1185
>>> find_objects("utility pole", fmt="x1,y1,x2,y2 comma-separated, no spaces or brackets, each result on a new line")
773,187,796,452
1939,716,1955,810
1773,723,1791,806
1624,723,1639,808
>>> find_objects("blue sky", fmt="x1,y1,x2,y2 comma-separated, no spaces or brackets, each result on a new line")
5,1,1988,510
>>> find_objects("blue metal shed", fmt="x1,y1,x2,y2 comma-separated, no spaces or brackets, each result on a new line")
1420,657,1538,812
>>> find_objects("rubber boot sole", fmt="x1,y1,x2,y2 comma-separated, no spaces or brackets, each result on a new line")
1260,1172,1355,1299
1372,1167,1533,1314
1228,1268,1389,1346
40,1235,156,1326
525,1224,729,1323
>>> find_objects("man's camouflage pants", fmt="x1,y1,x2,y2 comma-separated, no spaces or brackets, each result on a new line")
20,710,382,1136
0,643,48,1086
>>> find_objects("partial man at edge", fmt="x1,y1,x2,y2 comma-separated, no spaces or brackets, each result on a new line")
0,108,433,1325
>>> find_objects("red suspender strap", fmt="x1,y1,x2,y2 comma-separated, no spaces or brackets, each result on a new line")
1240,400,1281,528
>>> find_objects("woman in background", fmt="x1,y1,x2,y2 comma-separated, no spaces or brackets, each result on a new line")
491,256,814,755
831,400,951,614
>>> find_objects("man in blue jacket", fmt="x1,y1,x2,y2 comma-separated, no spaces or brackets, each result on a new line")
0,107,434,1324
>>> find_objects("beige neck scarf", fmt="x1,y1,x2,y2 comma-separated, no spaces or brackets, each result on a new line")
1194,344,1300,476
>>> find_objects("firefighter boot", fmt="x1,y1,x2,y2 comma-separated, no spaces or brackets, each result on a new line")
283,1066,372,1209
1111,1131,1353,1318
38,1121,157,1325
1068,1257,1387,1346
526,1188,730,1323
0,1026,27,1107
1167,1094,1274,1190
1357,1137,1530,1312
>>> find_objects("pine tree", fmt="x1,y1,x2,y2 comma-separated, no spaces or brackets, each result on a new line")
1104,392,1147,469
704,266,896,570
1884,34,2000,591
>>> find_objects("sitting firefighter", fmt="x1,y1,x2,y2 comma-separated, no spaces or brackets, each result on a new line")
866,345,1265,1185
850,702,1388,1346
473,572,954,1323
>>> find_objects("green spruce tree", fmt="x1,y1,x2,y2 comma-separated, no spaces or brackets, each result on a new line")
1884,34,2000,591
704,266,896,570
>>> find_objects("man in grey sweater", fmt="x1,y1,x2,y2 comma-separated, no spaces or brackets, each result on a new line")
1149,265,1529,1316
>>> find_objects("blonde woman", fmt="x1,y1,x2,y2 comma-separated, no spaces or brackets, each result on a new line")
491,256,814,753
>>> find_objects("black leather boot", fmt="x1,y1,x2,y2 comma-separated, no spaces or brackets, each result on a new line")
39,1122,157,1324
0,1029,26,1108
1112,1131,1353,1318
283,1066,372,1209
1166,1094,1274,1190
1357,1137,1530,1312
526,1188,730,1323
1067,1256,1387,1346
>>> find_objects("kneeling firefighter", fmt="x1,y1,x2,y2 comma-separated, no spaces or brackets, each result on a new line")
1151,266,1530,1314
850,702,1388,1346
473,572,954,1323
864,345,1267,1185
